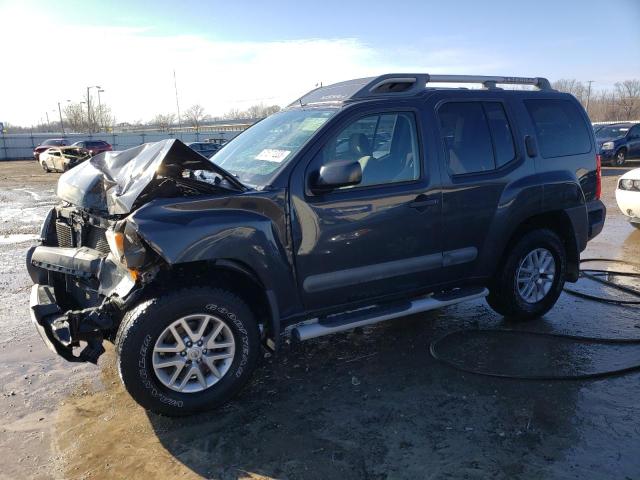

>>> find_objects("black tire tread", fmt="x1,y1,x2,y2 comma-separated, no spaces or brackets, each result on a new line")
487,228,566,321
115,286,260,416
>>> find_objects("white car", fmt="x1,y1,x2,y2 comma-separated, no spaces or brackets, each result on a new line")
39,146,91,173
616,168,640,229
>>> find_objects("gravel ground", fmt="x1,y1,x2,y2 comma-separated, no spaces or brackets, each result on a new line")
0,160,639,480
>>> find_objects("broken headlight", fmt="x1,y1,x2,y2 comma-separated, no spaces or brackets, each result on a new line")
105,221,147,269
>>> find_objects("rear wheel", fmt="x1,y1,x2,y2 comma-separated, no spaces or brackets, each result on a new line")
614,149,626,167
115,287,261,416
487,229,566,320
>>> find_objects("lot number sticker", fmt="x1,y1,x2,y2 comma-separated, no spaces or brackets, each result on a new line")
255,149,291,163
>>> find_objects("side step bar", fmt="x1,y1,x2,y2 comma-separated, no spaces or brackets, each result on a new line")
292,287,488,341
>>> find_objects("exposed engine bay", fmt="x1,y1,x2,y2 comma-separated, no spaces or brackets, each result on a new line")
27,139,246,363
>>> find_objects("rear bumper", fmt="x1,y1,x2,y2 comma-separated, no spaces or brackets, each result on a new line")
586,199,606,240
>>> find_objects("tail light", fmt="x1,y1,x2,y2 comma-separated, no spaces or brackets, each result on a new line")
595,154,602,200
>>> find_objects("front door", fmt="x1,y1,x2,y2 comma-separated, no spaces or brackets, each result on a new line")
290,107,443,311
627,125,640,158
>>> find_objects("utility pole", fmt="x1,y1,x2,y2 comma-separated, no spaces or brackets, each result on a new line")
45,112,50,132
86,85,101,133
586,80,594,116
58,101,66,135
86,86,91,132
97,89,104,132
174,69,183,135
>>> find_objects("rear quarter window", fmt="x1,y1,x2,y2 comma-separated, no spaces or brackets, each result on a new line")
524,99,591,158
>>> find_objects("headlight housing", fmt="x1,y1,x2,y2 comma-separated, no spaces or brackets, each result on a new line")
601,141,615,151
619,179,640,191
105,221,147,269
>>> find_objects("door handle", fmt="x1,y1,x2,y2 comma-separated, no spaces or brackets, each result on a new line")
409,195,439,209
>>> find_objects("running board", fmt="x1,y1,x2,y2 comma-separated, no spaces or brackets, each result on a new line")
292,287,488,341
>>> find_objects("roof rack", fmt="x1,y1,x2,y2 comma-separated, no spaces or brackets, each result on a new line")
291,73,553,106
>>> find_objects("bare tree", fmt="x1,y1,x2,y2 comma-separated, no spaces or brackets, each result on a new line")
94,104,115,132
223,104,281,120
223,108,244,120
245,103,281,119
151,113,176,132
63,103,88,132
615,80,640,120
184,104,206,132
552,79,587,104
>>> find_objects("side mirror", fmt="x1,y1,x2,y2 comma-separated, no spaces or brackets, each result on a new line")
311,160,362,193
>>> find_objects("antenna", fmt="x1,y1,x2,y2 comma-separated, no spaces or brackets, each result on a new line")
173,69,183,138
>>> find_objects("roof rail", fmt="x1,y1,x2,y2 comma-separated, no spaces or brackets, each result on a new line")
353,74,552,99
291,73,553,106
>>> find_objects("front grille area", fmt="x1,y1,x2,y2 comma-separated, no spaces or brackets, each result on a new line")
55,221,74,248
85,226,110,254
55,217,110,254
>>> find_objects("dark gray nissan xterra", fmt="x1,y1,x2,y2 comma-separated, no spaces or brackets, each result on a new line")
27,74,606,415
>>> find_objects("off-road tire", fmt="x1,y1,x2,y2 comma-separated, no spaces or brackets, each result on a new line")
486,229,566,320
115,287,260,416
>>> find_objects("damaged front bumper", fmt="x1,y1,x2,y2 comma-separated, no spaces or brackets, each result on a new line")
27,244,140,363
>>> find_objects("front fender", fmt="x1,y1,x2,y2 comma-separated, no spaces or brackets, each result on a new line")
128,197,301,319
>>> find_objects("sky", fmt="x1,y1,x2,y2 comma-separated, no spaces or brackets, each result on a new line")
0,0,639,126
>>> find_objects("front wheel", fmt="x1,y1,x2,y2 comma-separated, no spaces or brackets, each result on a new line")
115,287,261,416
487,229,566,320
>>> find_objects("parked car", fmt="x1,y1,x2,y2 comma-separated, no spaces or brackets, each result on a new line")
33,138,71,160
39,146,91,172
186,141,222,158
595,122,640,166
27,74,605,415
616,168,640,229
71,140,112,156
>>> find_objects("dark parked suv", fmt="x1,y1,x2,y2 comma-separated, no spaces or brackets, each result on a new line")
27,74,605,415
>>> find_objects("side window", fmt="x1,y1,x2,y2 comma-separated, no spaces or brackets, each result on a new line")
438,102,495,175
629,125,640,139
484,102,516,167
525,99,591,158
318,112,420,188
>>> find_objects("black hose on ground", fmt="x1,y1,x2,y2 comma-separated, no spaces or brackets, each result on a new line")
429,259,640,380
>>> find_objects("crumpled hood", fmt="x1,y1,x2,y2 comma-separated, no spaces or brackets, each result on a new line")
57,139,236,215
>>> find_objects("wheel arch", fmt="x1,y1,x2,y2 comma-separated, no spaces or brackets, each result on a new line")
497,210,581,282
152,259,280,349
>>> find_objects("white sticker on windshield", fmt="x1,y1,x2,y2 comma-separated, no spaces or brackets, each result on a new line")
255,149,291,162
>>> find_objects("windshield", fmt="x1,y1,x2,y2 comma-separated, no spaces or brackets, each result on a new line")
212,108,337,187
596,126,630,139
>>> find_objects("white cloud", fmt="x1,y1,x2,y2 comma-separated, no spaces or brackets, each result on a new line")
0,2,507,126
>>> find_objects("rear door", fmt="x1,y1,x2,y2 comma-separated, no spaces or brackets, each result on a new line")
289,102,444,311
428,91,530,283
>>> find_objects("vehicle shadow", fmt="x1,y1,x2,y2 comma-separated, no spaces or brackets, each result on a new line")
145,301,585,479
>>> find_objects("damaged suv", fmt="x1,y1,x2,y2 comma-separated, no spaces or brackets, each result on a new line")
28,74,605,415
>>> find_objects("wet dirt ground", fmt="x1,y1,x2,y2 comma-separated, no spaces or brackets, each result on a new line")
1,161,639,479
